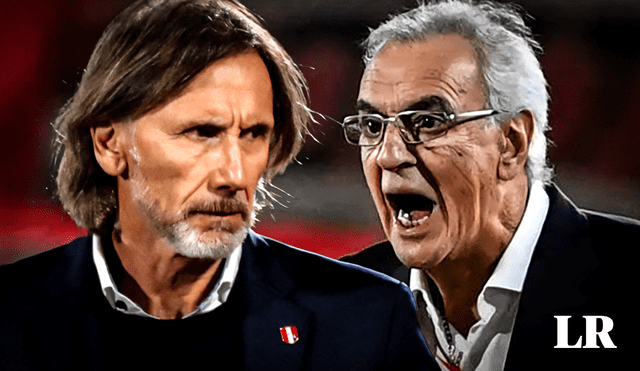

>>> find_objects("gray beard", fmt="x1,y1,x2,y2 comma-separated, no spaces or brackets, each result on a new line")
130,170,254,260
159,214,253,259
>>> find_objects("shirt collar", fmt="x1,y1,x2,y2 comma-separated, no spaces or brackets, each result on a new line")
485,180,549,292
92,234,242,319
410,180,549,295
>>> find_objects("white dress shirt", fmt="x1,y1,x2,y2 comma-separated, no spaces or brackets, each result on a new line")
411,181,549,370
92,234,242,319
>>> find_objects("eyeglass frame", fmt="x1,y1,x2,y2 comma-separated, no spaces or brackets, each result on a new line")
340,109,502,147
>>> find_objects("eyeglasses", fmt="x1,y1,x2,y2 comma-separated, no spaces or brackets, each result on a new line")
341,109,501,146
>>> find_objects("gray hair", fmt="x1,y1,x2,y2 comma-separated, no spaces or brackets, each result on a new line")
363,0,552,184
53,0,311,234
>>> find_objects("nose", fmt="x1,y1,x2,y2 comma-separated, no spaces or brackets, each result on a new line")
375,123,417,171
208,135,246,194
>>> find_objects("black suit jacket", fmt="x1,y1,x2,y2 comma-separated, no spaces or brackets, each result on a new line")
0,231,438,370
342,185,638,370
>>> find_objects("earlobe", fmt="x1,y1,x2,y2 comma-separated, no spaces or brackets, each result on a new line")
497,110,534,181
90,125,127,176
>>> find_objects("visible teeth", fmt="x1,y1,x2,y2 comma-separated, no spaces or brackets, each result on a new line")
396,208,431,228
397,209,412,227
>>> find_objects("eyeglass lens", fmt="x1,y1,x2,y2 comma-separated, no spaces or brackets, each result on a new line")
344,113,448,146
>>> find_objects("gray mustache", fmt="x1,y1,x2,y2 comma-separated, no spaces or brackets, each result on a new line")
184,198,250,219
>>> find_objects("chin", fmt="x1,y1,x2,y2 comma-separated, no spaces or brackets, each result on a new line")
389,235,424,268
166,220,251,260
389,233,448,271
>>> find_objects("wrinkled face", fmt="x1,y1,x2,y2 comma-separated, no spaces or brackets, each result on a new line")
358,35,505,269
122,51,274,259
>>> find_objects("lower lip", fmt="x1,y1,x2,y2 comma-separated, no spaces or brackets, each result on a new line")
392,206,439,237
190,213,245,231
191,212,244,221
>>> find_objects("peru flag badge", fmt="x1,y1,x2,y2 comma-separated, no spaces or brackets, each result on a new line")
279,326,299,344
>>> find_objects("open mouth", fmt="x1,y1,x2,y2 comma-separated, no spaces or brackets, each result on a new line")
386,194,437,229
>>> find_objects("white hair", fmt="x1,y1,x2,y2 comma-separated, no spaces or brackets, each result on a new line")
363,0,552,184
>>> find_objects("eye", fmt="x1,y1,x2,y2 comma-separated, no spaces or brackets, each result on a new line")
407,112,446,131
184,124,223,139
361,116,383,138
241,124,272,140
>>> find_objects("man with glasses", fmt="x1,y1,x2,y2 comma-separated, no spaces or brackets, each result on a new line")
0,1,438,369
342,1,637,370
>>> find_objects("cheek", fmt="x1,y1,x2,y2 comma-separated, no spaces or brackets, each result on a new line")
427,129,499,187
246,144,271,183
420,142,478,187
424,141,499,229
435,147,479,192
361,149,391,224
257,143,271,172
361,149,381,199
134,141,192,185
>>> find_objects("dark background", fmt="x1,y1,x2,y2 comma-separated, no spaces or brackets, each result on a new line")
2,0,640,264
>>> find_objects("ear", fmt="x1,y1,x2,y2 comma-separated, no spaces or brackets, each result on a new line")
90,124,128,177
498,110,534,181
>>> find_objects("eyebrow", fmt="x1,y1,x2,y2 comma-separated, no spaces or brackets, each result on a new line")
178,118,227,130
355,100,383,115
405,96,453,113
355,95,454,115
179,116,274,129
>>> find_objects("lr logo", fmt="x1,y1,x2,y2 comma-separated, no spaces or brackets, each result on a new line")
554,316,617,348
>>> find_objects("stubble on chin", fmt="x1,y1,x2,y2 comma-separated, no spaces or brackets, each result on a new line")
163,211,255,259
129,170,255,260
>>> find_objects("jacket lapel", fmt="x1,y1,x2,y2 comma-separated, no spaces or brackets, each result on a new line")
36,236,104,369
41,233,312,369
240,231,311,371
504,185,599,370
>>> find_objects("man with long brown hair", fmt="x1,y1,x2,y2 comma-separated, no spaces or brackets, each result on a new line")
0,1,437,369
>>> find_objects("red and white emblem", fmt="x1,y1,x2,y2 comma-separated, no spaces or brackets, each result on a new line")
279,326,299,344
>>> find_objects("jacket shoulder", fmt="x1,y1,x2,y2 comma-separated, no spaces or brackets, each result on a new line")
245,233,409,294
340,241,409,283
244,232,438,371
583,210,639,285
582,210,640,264
0,237,90,298
585,209,640,236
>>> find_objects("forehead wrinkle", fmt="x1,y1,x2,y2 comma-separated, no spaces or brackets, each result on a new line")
360,70,468,115
410,70,466,106
361,37,482,115
402,95,454,113
357,94,453,117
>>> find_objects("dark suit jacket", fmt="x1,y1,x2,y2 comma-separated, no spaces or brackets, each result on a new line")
342,185,638,370
0,231,438,370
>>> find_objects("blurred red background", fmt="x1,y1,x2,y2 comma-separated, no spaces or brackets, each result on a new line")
2,0,640,264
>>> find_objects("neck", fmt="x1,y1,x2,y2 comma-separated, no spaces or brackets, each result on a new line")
424,177,529,336
424,248,500,336
110,225,224,320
